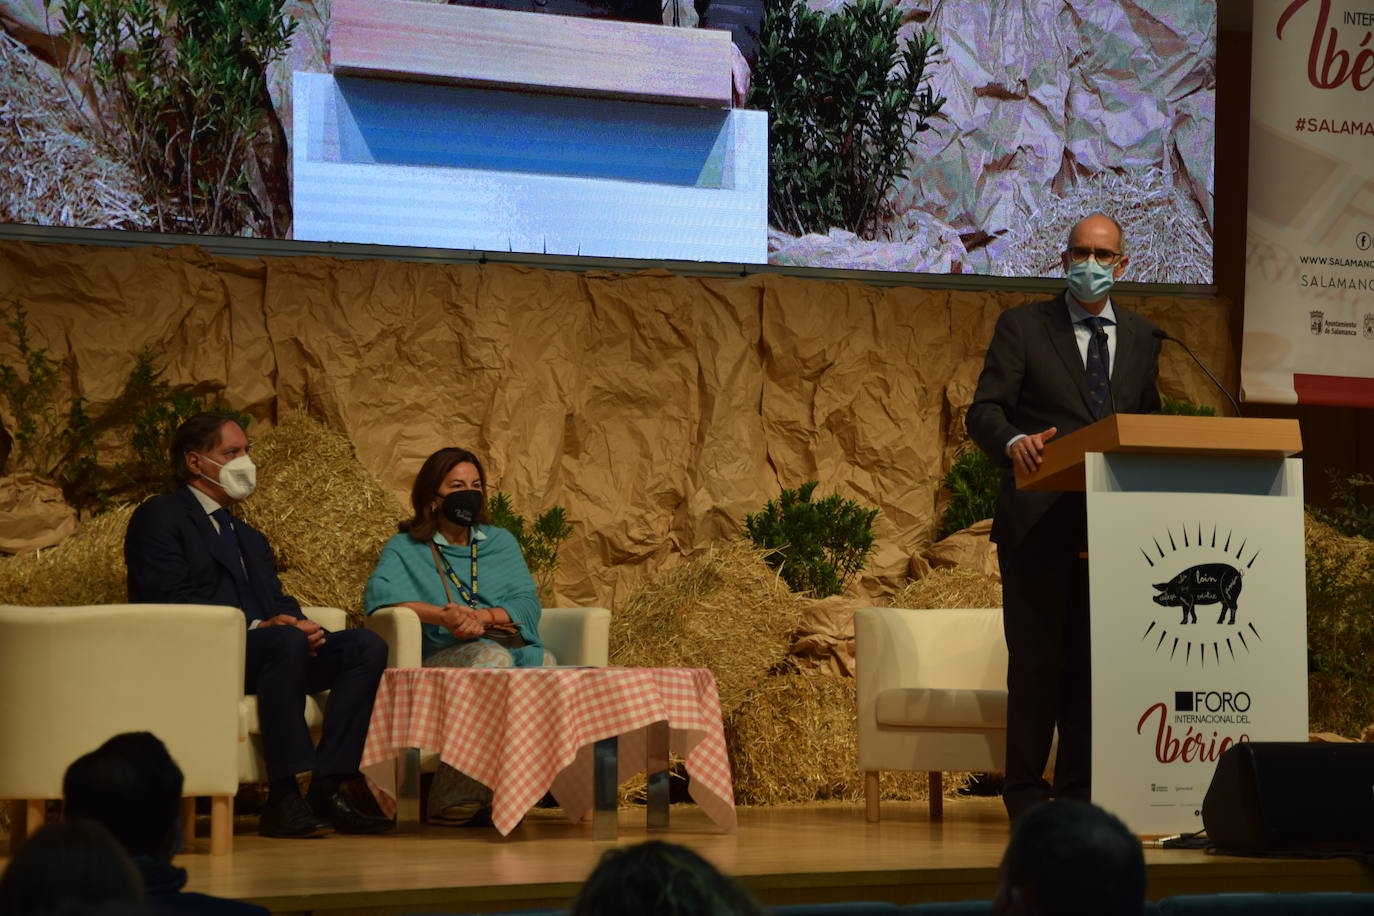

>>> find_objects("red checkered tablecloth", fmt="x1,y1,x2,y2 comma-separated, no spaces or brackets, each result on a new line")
359,666,736,836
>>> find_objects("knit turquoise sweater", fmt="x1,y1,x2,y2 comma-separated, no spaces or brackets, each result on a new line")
364,526,545,666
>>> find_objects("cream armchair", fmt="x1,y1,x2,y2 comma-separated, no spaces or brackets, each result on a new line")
0,604,243,856
855,606,1008,821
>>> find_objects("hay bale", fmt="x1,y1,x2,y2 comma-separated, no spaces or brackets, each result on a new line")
0,414,403,619
1306,514,1374,591
236,413,406,624
0,504,134,606
610,539,801,716
997,166,1211,285
616,753,687,807
0,31,153,230
889,566,1002,609
725,675,969,805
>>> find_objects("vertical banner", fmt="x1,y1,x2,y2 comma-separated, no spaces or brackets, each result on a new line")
1242,0,1374,407
1087,453,1308,836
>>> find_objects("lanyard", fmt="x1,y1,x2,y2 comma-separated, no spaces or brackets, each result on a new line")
431,538,478,607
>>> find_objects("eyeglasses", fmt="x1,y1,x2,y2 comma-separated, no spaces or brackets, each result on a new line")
1066,246,1123,266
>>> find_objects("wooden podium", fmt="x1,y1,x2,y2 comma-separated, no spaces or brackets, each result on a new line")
1015,414,1303,492
1015,414,1308,836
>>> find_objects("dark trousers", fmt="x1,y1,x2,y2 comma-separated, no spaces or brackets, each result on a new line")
245,625,387,782
997,498,1092,819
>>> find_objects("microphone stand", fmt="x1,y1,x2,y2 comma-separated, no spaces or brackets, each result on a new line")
1152,328,1243,418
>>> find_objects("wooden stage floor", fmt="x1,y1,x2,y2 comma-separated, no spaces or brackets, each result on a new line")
18,798,1374,915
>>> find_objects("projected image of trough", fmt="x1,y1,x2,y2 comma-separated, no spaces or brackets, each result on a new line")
292,71,767,261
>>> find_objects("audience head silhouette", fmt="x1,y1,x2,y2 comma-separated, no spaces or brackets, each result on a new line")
64,731,184,861
0,818,144,915
993,799,1146,916
570,840,767,916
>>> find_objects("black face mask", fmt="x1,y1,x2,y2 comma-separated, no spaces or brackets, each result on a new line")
440,489,483,527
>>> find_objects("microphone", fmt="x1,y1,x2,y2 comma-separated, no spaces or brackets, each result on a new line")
1096,327,1117,416
1152,328,1243,418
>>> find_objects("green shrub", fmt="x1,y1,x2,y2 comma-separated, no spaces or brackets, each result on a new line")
55,0,296,236
0,302,62,475
1,303,108,509
1311,472,1374,541
744,481,879,597
1161,395,1216,416
114,348,250,499
0,307,245,510
749,0,945,240
56,395,105,511
1305,518,1374,737
940,446,1000,538
487,492,574,602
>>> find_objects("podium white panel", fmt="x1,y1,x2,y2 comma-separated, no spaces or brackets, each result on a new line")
1087,452,1308,835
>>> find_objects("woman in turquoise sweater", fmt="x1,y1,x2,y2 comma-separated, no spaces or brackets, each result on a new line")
365,446,555,824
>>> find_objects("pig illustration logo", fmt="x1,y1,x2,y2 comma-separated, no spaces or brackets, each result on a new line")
1151,563,1243,625
1138,525,1263,667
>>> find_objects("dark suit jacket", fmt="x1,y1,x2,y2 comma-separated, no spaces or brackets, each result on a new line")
965,292,1162,549
124,486,303,622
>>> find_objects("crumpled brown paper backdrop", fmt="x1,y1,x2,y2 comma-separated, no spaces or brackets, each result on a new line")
788,595,869,679
905,0,1214,275
922,519,999,580
786,1,1214,278
0,240,1235,609
0,473,78,553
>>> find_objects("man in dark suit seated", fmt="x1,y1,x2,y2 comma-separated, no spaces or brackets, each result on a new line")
65,731,269,914
967,213,1162,820
124,412,391,838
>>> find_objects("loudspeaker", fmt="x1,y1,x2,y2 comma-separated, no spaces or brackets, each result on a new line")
1203,742,1374,854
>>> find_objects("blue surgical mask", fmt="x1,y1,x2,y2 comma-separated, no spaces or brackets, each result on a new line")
1066,258,1116,303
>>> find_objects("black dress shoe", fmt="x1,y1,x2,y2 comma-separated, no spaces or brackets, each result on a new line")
309,790,394,834
258,795,332,838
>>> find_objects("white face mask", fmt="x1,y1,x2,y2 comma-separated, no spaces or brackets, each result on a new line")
197,453,257,501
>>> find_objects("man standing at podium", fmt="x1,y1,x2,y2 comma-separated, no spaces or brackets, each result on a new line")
966,213,1162,820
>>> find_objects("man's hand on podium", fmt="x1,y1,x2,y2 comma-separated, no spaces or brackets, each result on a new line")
1011,426,1057,477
